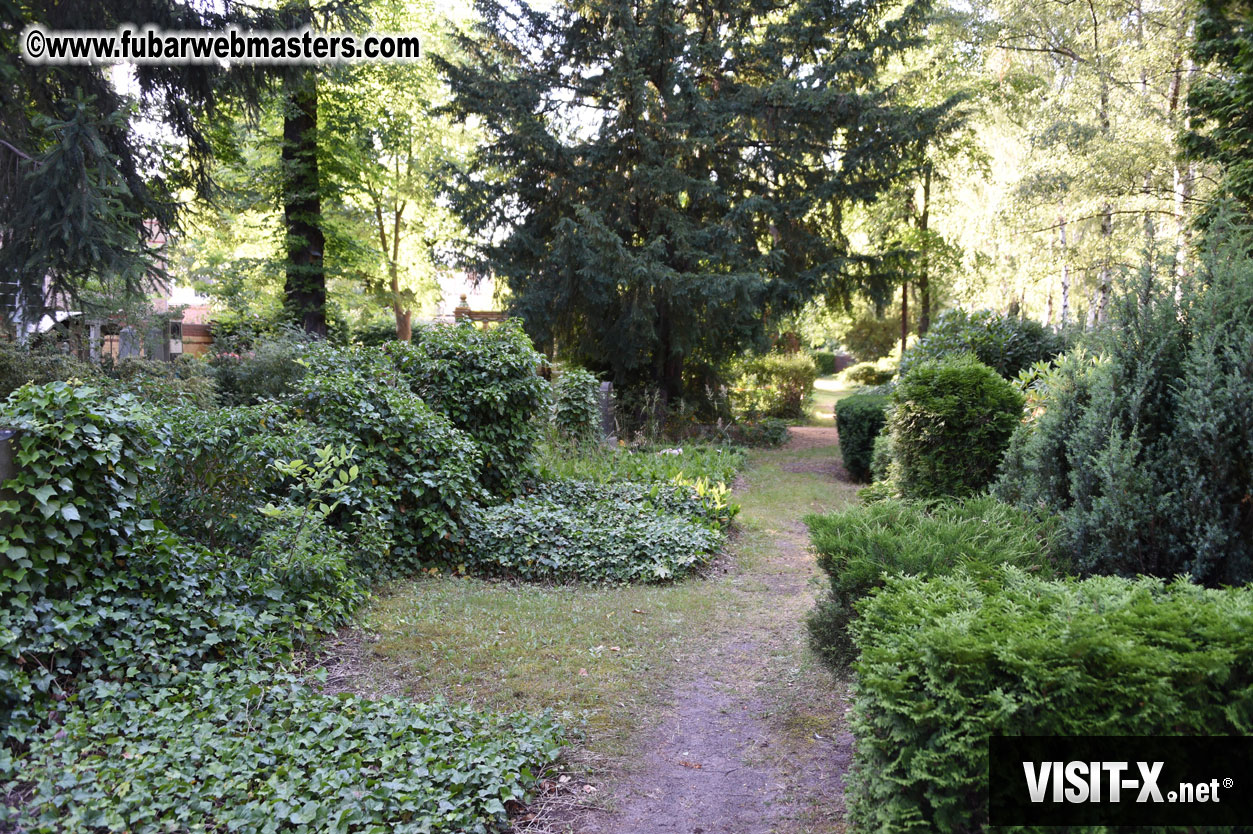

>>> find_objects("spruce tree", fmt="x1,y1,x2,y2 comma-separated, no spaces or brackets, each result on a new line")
439,0,954,398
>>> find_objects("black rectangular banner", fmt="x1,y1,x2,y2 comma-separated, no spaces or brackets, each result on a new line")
989,736,1253,826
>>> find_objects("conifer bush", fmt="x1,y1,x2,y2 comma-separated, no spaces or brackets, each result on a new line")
849,569,1253,832
898,308,1065,379
890,355,1024,499
834,393,889,482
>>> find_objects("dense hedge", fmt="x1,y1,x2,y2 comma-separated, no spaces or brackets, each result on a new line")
995,247,1253,586
889,355,1023,499
551,367,601,444
810,350,837,375
839,358,896,387
835,393,889,482
0,384,302,735
733,352,819,419
898,308,1065,379
465,481,725,583
849,569,1253,832
387,321,546,495
805,498,1060,665
295,345,483,569
7,671,563,833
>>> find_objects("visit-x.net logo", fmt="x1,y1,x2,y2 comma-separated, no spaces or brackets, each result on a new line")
989,736,1253,825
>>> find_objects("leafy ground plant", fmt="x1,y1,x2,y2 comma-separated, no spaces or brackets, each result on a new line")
3,669,563,834
535,442,745,486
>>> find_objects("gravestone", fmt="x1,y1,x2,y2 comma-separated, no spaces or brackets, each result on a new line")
598,381,616,444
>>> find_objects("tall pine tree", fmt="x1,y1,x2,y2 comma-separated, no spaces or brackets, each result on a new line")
439,0,954,397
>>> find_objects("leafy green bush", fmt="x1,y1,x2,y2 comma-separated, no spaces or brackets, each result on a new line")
101,356,218,408
536,477,738,531
838,357,896,387
898,308,1065,379
149,402,323,551
387,321,547,496
536,442,745,486
842,314,899,362
834,393,889,482
465,483,724,583
995,241,1253,586
734,417,791,447
848,569,1253,832
0,341,100,398
732,352,818,419
805,498,1060,666
295,346,484,569
6,670,564,833
869,425,894,484
810,350,837,375
889,355,1024,499
551,367,600,444
210,329,312,405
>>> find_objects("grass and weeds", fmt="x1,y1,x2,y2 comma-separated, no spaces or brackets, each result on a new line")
534,440,745,486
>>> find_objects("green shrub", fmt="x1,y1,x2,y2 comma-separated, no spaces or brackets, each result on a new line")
805,498,1060,666
210,329,311,405
0,341,100,398
7,669,564,833
839,357,896,387
810,350,837,375
101,356,218,408
465,483,724,583
735,417,791,447
551,367,601,444
899,308,1065,379
834,393,889,482
869,425,894,483
842,314,899,362
537,477,738,531
295,345,484,569
149,402,323,551
890,355,1024,499
387,321,547,495
732,352,819,420
848,569,1253,833
995,240,1253,585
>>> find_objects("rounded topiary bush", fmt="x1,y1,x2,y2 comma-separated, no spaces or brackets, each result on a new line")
889,354,1024,499
834,392,889,482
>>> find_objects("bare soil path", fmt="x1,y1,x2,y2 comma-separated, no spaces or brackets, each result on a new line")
564,427,858,834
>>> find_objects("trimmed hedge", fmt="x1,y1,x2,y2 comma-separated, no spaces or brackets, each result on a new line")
839,358,896,387
889,355,1023,499
849,569,1253,833
810,350,837,375
805,498,1060,665
387,321,546,496
835,393,889,482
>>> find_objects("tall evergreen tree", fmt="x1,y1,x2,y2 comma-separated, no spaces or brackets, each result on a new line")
439,0,954,398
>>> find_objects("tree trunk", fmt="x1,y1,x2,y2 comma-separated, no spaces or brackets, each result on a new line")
391,264,412,341
900,278,909,356
282,68,327,338
917,161,932,335
1058,210,1070,326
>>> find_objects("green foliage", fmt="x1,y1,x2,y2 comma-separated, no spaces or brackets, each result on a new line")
536,442,745,487
149,402,323,551
440,0,951,399
0,341,100,399
102,356,218,408
465,484,724,583
869,425,895,484
805,498,1060,666
551,367,601,444
0,383,295,735
210,329,312,406
810,350,838,375
889,355,1024,499
994,237,1253,585
296,345,484,569
6,669,564,833
834,393,889,482
734,418,792,448
848,569,1253,832
839,357,897,387
899,308,1065,379
386,322,546,495
732,353,819,420
536,478,739,532
842,315,900,362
